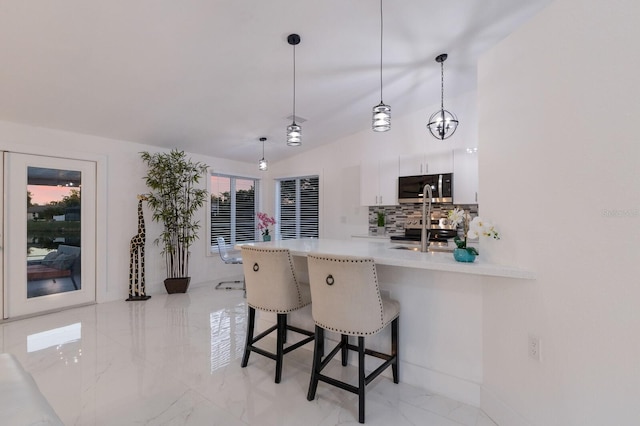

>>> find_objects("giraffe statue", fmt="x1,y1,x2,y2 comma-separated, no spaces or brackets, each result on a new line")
126,194,151,301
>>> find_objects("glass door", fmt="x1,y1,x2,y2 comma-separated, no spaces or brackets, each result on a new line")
3,153,96,318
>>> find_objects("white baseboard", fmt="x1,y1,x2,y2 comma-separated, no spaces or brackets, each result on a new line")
401,360,482,407
257,312,482,408
481,386,533,426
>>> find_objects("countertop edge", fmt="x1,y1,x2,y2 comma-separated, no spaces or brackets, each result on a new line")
236,239,536,280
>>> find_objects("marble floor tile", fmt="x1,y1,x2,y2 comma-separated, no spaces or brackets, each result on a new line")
0,285,496,425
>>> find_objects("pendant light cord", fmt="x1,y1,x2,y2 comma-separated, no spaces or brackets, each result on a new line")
379,0,384,103
440,60,444,110
292,43,296,123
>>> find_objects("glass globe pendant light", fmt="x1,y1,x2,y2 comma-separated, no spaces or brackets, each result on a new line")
427,53,459,140
258,137,268,171
372,0,391,132
287,34,302,146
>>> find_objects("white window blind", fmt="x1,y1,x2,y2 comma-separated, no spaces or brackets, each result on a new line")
210,174,257,247
277,176,319,239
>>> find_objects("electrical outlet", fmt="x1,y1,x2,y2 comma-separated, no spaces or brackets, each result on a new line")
528,334,541,362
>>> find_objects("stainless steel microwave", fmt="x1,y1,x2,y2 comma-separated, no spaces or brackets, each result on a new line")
397,173,453,204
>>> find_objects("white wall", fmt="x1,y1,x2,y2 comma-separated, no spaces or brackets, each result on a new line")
0,120,257,302
477,0,640,424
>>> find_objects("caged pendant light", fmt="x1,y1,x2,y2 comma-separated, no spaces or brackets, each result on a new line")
427,53,459,140
286,34,302,146
372,0,391,132
258,137,268,171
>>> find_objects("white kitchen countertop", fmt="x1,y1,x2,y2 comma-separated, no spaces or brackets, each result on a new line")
238,238,535,280
351,233,390,240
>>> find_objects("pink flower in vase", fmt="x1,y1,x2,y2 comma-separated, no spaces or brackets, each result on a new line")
256,212,276,237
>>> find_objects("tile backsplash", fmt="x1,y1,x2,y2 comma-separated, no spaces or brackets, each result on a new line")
368,203,479,236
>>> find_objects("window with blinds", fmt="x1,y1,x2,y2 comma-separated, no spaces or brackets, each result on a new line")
277,176,319,240
210,174,257,247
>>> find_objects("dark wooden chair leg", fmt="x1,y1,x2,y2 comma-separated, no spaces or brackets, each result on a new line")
358,336,366,424
392,317,399,383
341,334,349,366
307,326,323,401
283,314,288,343
241,307,255,368
275,313,286,383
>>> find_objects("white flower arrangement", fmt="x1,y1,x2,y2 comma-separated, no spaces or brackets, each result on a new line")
467,216,500,240
447,208,500,255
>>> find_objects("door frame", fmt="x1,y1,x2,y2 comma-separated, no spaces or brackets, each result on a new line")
1,148,107,320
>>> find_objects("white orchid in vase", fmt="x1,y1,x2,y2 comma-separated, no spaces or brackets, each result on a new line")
447,208,500,256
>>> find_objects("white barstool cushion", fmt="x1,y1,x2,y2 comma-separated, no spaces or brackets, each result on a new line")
307,253,400,336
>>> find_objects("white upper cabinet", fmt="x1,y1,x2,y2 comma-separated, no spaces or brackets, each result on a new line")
360,157,399,206
452,148,479,204
399,150,453,176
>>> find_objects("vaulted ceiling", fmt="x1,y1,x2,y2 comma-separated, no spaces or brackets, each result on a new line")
0,0,551,163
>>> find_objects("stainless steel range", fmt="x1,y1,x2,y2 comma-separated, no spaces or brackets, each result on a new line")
390,213,458,247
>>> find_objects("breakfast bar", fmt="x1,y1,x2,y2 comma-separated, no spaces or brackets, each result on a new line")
239,238,535,407
245,238,534,279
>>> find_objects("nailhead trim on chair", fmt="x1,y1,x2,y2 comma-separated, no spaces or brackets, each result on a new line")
313,320,391,336
243,246,308,313
308,254,398,336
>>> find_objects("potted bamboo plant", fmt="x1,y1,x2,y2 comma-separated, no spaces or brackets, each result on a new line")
141,149,208,293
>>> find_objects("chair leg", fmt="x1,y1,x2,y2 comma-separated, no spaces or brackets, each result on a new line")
275,313,286,383
283,314,288,344
215,279,244,290
358,336,366,424
392,317,399,383
307,326,324,401
341,334,349,366
241,307,256,368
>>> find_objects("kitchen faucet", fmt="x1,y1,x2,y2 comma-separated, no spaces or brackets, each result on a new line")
420,183,433,252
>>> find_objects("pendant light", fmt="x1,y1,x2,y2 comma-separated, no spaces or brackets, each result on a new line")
427,53,459,140
258,137,268,171
286,34,302,146
372,0,391,132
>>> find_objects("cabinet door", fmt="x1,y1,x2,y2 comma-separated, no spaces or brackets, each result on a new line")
360,158,399,206
399,151,453,176
453,148,478,204
399,154,425,176
426,150,453,174
377,157,398,206
360,161,381,206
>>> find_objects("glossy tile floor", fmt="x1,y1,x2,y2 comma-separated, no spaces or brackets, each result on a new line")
1,285,497,425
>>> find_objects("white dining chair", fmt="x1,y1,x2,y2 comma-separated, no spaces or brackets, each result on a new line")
215,236,245,295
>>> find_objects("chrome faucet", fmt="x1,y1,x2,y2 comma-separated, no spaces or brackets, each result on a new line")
420,183,433,252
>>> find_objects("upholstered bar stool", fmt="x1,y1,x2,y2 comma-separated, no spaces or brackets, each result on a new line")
240,246,315,383
306,253,399,424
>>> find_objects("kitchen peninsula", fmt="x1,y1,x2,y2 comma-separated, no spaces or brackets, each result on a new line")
239,238,535,407
246,238,534,279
